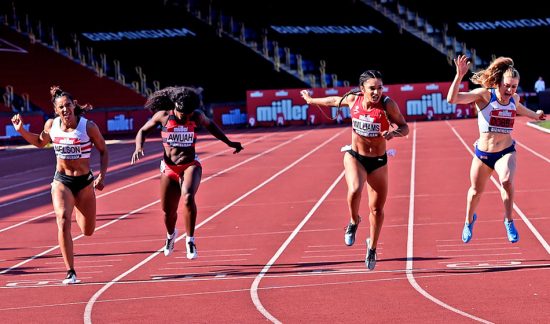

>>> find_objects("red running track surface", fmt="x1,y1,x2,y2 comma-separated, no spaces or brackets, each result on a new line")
0,120,548,323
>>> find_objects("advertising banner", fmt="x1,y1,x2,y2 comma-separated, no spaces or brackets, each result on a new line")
245,81,472,126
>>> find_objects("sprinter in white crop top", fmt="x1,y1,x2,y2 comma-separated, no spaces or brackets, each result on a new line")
447,55,545,245
10,86,108,284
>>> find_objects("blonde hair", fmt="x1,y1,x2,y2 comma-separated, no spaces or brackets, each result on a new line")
471,56,519,88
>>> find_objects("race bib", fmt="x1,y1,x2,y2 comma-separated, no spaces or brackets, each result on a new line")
352,118,381,137
53,137,82,160
488,109,515,134
166,131,195,147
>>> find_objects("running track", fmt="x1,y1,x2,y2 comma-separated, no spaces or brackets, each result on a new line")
0,119,548,323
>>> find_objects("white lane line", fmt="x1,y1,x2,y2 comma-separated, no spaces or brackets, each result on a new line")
407,122,493,323
1,130,296,272
447,121,550,254
0,132,274,231
250,170,346,324
83,128,346,324
515,140,550,163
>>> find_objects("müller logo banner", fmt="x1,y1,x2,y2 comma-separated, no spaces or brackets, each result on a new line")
245,81,471,126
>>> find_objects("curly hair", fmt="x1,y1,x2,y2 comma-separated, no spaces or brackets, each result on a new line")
471,57,519,88
50,86,91,116
145,86,201,113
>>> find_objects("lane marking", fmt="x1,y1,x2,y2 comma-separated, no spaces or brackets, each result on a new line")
83,129,347,323
250,171,346,324
407,122,493,323
447,121,550,254
0,132,275,231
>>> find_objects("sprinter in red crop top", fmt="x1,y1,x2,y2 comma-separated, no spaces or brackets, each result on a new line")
301,70,409,270
448,55,545,245
132,86,243,260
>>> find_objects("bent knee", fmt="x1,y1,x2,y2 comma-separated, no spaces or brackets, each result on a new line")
469,187,483,197
181,193,196,206
347,186,362,197
369,207,384,218
500,179,513,191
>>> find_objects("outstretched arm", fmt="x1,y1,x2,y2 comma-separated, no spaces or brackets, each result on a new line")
514,95,546,120
11,114,52,147
131,111,164,164
197,110,243,153
300,90,348,107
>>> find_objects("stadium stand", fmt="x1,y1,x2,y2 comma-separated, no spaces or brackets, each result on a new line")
0,24,146,116
386,0,550,89
193,0,453,88
3,0,308,104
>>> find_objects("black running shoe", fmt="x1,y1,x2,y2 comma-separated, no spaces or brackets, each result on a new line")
345,223,359,246
365,238,377,270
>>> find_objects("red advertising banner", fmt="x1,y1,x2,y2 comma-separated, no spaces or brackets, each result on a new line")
211,103,247,127
0,114,45,138
1,109,153,141
246,81,472,126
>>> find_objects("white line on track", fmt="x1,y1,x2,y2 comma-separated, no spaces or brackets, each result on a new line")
406,123,494,323
515,140,550,163
82,128,347,323
1,131,292,273
0,132,274,231
446,121,550,254
4,264,549,311
250,170,346,323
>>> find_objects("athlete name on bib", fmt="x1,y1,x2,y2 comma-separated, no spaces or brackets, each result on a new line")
166,131,195,147
54,143,82,159
488,109,515,134
352,117,381,137
53,137,82,159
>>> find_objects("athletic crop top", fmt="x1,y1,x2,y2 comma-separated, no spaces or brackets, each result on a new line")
161,112,197,148
351,95,390,137
478,89,516,134
49,116,92,160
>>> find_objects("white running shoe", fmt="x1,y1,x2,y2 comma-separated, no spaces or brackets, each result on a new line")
186,239,198,260
62,269,80,285
164,229,178,256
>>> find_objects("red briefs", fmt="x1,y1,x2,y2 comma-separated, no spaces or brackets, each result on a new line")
160,157,201,182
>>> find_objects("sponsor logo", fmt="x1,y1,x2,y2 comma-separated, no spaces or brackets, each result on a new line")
249,91,263,98
406,92,456,116
107,114,134,131
256,99,308,122
426,84,439,90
